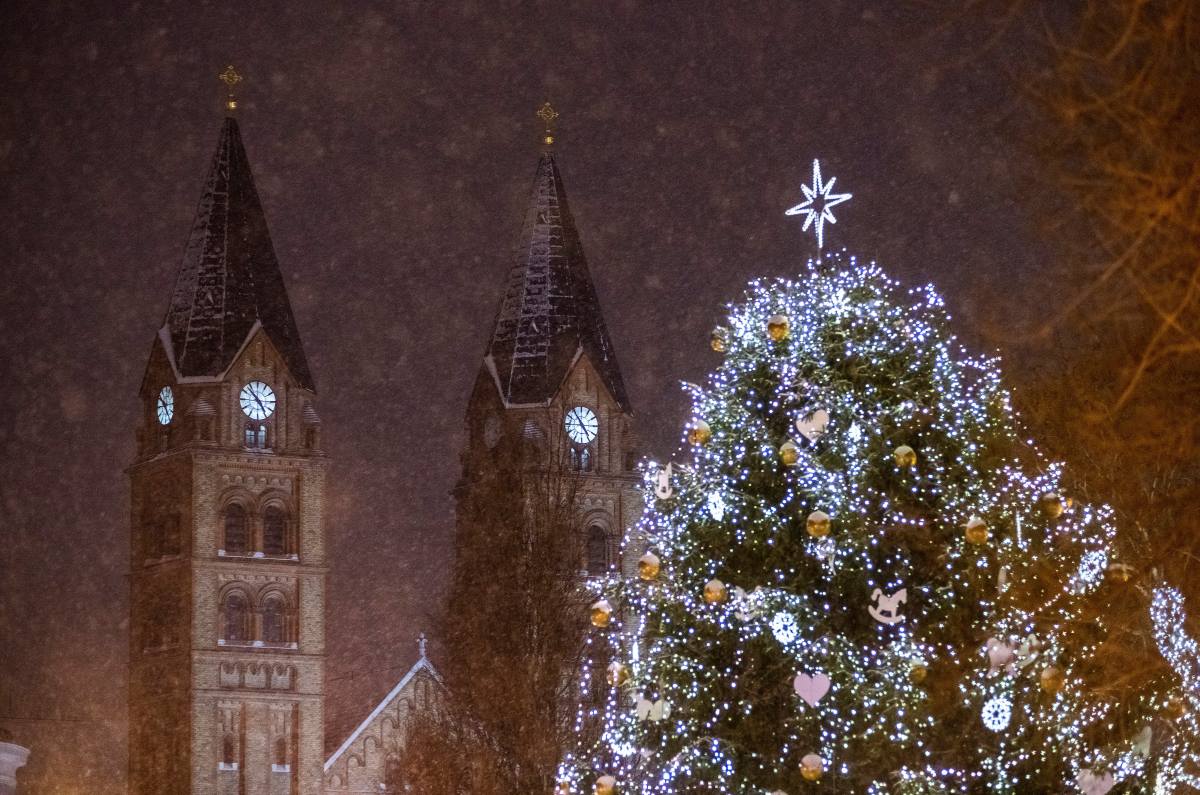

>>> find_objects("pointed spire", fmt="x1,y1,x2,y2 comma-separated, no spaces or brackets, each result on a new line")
483,108,630,411
162,109,314,389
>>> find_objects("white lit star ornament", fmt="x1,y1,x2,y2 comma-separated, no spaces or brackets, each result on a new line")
785,158,852,249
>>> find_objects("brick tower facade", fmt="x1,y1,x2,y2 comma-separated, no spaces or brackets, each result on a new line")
460,108,641,576
128,112,326,795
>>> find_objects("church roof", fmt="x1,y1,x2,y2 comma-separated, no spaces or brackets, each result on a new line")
324,635,440,771
161,116,314,390
483,151,630,412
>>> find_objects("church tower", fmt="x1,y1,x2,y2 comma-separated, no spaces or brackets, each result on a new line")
460,104,640,574
128,71,327,795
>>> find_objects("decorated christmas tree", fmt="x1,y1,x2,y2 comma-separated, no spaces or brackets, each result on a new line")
558,162,1189,793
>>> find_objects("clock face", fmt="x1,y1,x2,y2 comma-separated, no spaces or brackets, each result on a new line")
565,406,598,445
240,381,276,420
156,386,174,425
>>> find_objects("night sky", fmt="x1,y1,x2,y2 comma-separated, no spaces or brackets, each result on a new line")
0,2,1046,790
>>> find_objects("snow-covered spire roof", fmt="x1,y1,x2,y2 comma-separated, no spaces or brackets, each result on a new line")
161,116,314,390
482,140,630,412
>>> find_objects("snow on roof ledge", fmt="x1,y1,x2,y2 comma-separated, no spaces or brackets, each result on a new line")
323,636,441,773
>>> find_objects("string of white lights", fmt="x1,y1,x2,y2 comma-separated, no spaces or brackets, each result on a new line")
558,251,1190,794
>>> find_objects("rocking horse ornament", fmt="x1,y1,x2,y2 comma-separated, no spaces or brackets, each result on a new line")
869,587,907,625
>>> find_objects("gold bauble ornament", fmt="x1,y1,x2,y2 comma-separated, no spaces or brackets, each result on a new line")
893,444,918,468
1108,562,1135,583
1167,695,1188,719
590,598,613,628
908,662,928,685
779,440,800,466
806,510,831,538
767,313,791,341
1040,665,1065,694
638,552,661,581
800,753,824,782
606,662,629,687
964,515,989,545
703,578,728,604
710,327,729,353
594,774,617,795
1040,492,1064,519
558,782,570,795
687,419,712,446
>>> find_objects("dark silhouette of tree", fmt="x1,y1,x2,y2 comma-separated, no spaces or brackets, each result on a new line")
389,430,595,793
937,0,1200,743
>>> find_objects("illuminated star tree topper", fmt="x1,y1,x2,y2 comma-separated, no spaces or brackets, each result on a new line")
785,158,852,249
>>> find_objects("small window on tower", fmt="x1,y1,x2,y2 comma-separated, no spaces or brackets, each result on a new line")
222,593,249,644
272,737,289,772
586,525,609,575
570,445,593,472
261,594,287,645
244,423,267,449
144,521,163,561
263,507,287,556
219,735,238,771
162,514,181,557
223,504,248,556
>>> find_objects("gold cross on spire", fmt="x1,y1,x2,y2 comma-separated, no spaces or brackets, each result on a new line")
536,101,559,147
218,65,242,113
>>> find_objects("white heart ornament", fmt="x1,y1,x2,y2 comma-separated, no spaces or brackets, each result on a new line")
795,409,830,442
1076,769,1114,795
792,673,831,707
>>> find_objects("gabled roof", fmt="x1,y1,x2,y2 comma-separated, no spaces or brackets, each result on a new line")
483,151,630,412
161,116,314,390
324,640,441,773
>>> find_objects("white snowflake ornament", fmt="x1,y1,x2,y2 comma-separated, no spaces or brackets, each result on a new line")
982,694,1012,732
707,492,725,521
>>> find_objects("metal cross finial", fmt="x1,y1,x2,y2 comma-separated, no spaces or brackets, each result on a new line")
218,65,242,113
417,632,428,658
537,101,559,147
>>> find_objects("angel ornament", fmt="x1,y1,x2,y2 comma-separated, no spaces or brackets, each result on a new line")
654,463,673,501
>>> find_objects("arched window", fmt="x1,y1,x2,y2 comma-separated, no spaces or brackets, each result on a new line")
244,423,267,449
223,593,249,643
586,525,609,575
261,594,287,645
224,504,248,555
263,507,287,556
383,755,403,790
570,445,593,472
